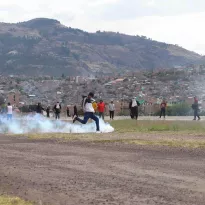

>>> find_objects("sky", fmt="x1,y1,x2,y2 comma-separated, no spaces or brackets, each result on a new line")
0,0,205,54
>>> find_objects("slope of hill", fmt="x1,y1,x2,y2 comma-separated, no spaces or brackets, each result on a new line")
0,18,202,76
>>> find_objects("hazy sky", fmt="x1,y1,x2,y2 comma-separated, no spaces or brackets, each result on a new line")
0,0,205,54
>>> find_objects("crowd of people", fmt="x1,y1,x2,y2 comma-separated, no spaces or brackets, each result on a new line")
34,98,115,122
1,92,202,133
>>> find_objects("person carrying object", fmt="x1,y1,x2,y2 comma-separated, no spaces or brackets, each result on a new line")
73,92,100,133
129,98,140,120
53,102,62,120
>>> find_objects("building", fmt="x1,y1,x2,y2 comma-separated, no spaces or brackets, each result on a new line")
7,90,20,107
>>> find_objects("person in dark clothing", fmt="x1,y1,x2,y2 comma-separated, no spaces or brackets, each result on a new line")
108,101,115,120
159,99,167,119
73,92,100,133
53,102,61,120
192,97,201,120
36,103,44,114
73,105,78,117
66,106,70,117
129,98,140,120
46,106,50,118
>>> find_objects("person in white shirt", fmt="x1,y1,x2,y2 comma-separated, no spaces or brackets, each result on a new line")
7,102,13,120
108,101,115,120
73,92,100,133
129,98,140,120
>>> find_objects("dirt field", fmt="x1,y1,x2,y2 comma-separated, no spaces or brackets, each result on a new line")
0,134,205,205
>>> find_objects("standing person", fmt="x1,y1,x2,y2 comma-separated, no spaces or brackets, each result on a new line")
159,99,167,119
73,105,78,117
92,101,98,113
7,103,13,120
192,97,201,120
97,100,106,120
66,106,70,117
46,106,50,118
73,92,100,133
36,103,44,114
129,98,140,120
53,102,61,120
109,101,115,120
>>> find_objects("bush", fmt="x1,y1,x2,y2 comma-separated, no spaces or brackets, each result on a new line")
166,103,192,116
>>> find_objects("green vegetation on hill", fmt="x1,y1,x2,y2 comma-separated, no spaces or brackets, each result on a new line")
0,18,202,76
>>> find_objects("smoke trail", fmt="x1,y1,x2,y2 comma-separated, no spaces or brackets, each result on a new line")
0,114,114,134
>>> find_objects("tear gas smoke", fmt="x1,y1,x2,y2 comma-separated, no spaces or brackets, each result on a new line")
0,114,114,134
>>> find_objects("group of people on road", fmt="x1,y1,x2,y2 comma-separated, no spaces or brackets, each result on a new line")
37,102,78,120
35,95,116,129
97,100,116,120
36,102,62,120
158,97,201,120
3,91,202,134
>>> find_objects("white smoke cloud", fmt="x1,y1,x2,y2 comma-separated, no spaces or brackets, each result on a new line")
0,114,114,134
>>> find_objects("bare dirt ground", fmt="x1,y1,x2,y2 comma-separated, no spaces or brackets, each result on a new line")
0,135,205,205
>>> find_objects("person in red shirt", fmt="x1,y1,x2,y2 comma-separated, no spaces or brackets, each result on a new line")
97,100,106,120
159,99,167,119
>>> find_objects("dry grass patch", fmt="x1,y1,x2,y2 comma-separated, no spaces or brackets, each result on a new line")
92,138,205,148
26,133,97,140
0,196,32,205
12,120,205,148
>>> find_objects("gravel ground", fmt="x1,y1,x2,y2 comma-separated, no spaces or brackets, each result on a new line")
0,135,205,205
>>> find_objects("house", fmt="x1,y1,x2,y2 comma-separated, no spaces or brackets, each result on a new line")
7,90,20,107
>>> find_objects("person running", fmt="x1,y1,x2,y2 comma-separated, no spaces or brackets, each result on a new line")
129,98,140,120
73,92,100,133
97,100,106,120
53,102,62,120
36,103,44,114
46,106,50,118
159,99,167,119
192,96,201,120
66,106,70,117
109,101,115,120
7,103,13,120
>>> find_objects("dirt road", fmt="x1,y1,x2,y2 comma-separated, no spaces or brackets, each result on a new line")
0,135,205,205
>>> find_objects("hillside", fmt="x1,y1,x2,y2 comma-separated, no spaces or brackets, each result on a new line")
0,18,202,76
